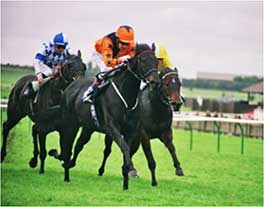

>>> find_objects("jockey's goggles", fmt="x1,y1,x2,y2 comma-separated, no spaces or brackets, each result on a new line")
56,44,66,49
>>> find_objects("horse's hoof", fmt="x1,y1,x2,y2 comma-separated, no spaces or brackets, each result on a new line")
98,168,104,176
39,170,45,174
29,158,37,168
56,154,63,161
176,168,184,176
48,149,58,157
152,181,158,186
128,170,139,178
64,178,70,182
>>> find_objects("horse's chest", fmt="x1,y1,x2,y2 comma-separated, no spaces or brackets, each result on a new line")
143,120,170,135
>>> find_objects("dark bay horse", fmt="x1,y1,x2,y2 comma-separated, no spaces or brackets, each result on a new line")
50,43,160,190
98,67,185,186
1,51,86,173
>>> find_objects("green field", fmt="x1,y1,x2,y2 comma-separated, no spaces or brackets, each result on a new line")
1,113,263,206
1,69,34,99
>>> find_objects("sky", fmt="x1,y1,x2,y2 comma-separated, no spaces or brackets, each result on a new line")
1,1,263,78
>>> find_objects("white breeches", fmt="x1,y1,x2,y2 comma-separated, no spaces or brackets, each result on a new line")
91,51,112,73
33,59,53,76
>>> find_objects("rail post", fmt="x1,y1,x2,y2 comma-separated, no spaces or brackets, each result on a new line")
236,123,245,155
214,121,221,153
186,121,193,151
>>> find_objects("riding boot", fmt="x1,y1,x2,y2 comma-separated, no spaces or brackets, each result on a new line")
82,79,101,103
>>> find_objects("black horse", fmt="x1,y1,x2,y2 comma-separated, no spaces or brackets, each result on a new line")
1,51,86,174
97,67,185,186
50,43,160,190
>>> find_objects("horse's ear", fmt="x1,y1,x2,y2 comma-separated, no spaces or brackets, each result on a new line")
77,50,82,58
151,42,156,52
67,50,71,56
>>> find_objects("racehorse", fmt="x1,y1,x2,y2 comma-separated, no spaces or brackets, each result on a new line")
97,67,185,186
1,51,86,174
50,43,160,190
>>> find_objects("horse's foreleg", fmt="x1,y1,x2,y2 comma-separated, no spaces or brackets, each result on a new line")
141,135,158,186
161,129,184,176
105,126,131,190
38,132,47,174
69,127,93,168
29,125,39,168
98,134,113,176
61,125,79,182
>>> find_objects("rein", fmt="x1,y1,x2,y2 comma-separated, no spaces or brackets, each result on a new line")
58,64,72,84
110,49,157,110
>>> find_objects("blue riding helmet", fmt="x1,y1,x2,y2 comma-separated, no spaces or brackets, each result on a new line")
53,32,68,46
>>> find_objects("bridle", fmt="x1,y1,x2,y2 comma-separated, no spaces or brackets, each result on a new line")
58,65,69,84
126,50,158,83
157,70,182,107
108,49,159,110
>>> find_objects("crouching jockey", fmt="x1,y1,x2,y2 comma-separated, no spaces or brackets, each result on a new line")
23,32,70,99
82,25,136,103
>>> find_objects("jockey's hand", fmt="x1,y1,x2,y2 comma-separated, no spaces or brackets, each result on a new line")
37,73,44,83
117,55,130,64
96,73,105,80
53,64,62,75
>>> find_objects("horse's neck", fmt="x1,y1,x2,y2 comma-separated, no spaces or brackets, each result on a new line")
41,79,65,105
144,86,171,113
113,68,141,107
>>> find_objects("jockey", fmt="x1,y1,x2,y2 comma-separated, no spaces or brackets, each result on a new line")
155,43,173,71
82,25,136,103
23,32,70,98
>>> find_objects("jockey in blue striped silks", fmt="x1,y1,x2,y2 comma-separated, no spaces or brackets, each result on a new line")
24,32,70,98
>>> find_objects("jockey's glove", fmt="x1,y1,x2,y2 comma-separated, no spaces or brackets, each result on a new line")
117,55,130,64
37,73,44,83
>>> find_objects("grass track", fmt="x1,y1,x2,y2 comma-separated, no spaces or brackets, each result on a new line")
1,115,263,206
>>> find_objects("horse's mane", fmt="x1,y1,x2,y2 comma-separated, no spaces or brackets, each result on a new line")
135,43,152,55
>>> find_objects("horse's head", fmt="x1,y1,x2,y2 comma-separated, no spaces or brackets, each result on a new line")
159,67,183,111
60,50,86,83
128,43,160,86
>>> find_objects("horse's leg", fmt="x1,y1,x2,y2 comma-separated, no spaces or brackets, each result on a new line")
1,113,23,162
38,131,47,174
61,124,79,182
141,135,158,186
29,124,39,168
160,129,184,176
69,127,93,168
98,134,113,176
104,126,131,190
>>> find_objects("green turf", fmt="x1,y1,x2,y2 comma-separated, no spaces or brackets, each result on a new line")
1,69,34,99
1,114,263,206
